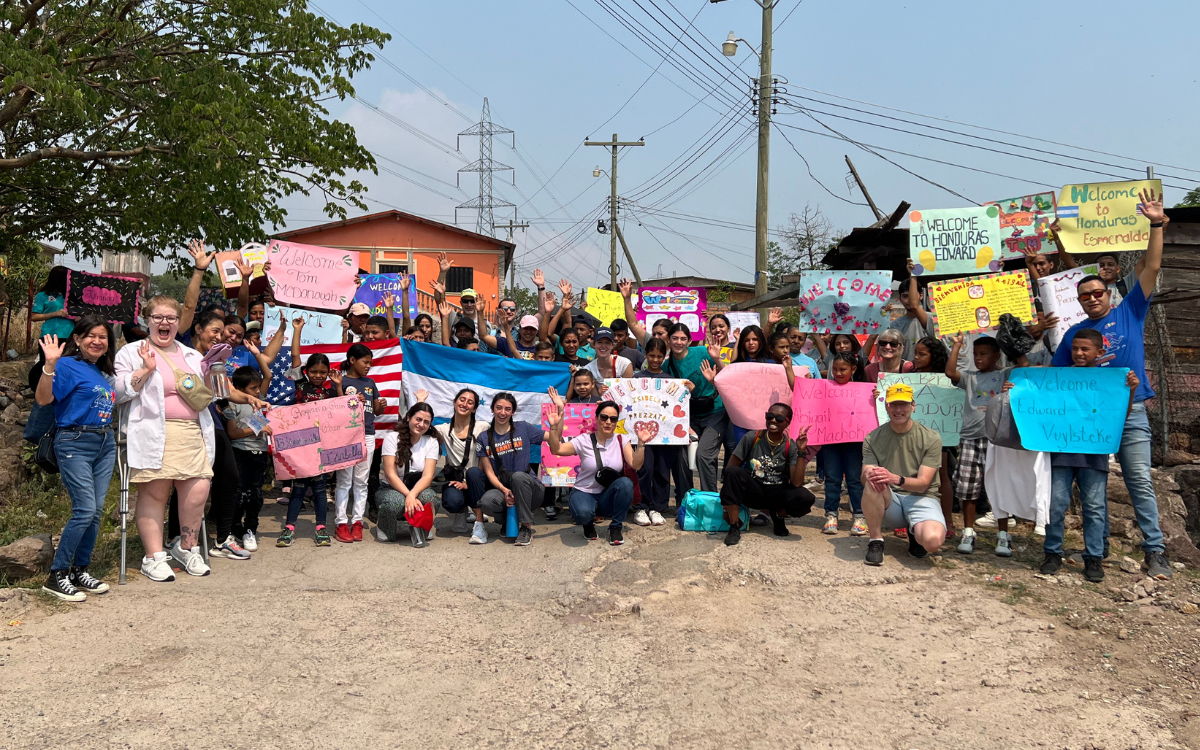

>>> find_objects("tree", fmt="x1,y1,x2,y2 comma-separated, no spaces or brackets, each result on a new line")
767,204,840,288
506,284,540,319
1177,187,1200,208
0,0,388,269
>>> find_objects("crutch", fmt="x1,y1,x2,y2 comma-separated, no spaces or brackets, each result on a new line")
116,404,131,584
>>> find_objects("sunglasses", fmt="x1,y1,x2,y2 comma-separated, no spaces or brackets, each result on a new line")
597,413,619,423
877,341,899,349
1077,289,1107,301
499,306,516,311
764,412,789,423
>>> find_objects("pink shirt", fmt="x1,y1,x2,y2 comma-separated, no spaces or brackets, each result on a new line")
865,359,913,381
155,346,201,420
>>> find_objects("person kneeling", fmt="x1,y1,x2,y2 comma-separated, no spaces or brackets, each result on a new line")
861,384,947,566
376,404,442,547
719,403,815,546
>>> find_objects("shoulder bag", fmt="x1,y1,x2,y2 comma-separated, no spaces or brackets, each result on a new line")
487,426,514,489
154,346,213,411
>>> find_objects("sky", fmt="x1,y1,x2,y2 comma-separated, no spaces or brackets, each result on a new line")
60,0,1200,286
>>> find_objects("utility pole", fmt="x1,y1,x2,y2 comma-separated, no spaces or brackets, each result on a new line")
494,219,530,293
586,134,644,288
845,155,886,223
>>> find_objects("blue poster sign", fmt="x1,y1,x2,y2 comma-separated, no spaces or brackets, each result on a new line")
1008,367,1130,454
798,270,893,335
355,273,418,318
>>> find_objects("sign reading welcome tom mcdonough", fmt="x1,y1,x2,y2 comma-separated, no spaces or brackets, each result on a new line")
266,240,359,312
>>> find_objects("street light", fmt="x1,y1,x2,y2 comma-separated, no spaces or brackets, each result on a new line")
593,166,603,178
722,31,759,59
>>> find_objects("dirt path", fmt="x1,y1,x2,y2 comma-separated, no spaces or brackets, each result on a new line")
1,502,1197,749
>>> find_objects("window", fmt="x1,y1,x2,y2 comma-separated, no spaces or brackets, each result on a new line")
377,263,408,275
446,267,474,294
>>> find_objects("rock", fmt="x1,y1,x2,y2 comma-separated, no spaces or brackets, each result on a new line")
0,402,18,423
1064,514,1082,530
1179,602,1199,615
0,533,53,578
1174,562,1187,570
1118,629,1129,640
1133,584,1147,600
1141,577,1156,593
1122,590,1138,602
1164,450,1198,467
1119,557,1139,574
1068,552,1084,565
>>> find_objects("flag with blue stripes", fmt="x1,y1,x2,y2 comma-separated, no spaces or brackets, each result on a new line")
400,339,571,425
1057,205,1079,219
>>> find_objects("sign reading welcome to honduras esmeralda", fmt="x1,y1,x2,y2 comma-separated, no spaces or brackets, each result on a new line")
1055,179,1162,254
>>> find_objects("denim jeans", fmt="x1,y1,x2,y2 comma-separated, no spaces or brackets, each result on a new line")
1046,466,1108,558
51,430,117,571
569,476,634,530
287,474,329,528
1116,403,1164,553
820,442,863,515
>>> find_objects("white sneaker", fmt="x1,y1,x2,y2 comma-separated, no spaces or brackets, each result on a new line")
632,509,651,526
975,512,997,529
140,551,175,582
242,531,258,552
995,531,1013,558
956,528,976,555
648,510,665,526
1034,524,1046,537
450,512,471,534
211,535,251,560
170,541,211,577
469,521,488,545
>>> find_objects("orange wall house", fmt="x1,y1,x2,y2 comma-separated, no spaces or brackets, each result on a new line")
274,210,515,314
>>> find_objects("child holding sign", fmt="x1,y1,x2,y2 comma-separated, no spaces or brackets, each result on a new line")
818,354,867,536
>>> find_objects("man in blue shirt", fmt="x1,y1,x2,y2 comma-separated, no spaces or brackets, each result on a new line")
1050,187,1170,579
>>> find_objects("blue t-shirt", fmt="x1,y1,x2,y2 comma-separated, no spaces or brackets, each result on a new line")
340,376,379,435
224,345,261,377
666,346,724,413
51,357,115,427
34,292,74,340
789,352,824,379
476,420,543,475
1051,278,1153,402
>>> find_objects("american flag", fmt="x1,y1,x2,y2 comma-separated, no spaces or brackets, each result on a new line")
264,338,403,430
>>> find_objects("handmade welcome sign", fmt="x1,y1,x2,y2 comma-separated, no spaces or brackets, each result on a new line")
928,270,1035,337
584,287,627,328
266,240,359,312
599,377,690,445
354,273,419,318
539,402,595,486
716,362,806,430
65,270,141,324
216,242,270,299
1056,179,1161,254
268,395,367,480
724,311,760,342
1007,367,1130,453
1036,265,1099,351
260,305,346,346
636,287,707,341
909,206,1003,276
797,270,892,335
788,379,877,445
874,372,962,445
983,192,1057,260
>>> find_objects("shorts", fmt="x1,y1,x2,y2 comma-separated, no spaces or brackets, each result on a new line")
954,437,988,503
882,490,946,531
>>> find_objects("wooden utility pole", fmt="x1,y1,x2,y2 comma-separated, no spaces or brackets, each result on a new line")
586,134,644,288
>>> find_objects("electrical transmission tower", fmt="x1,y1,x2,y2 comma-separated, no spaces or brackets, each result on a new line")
455,98,516,236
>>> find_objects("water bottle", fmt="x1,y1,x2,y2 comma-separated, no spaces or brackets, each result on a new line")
505,505,518,538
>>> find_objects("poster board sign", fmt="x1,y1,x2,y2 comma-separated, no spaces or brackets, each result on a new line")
216,242,270,299
636,287,707,341
268,395,367,480
600,377,690,445
584,287,626,328
539,403,595,486
797,270,892,335
1036,264,1099,351
909,206,1003,276
716,362,805,431
874,372,962,445
724,311,760,342
1008,367,1130,453
928,270,1035,337
354,273,419,318
64,270,141,325
266,240,359,312
261,305,347,346
983,193,1057,260
788,379,877,445
1055,180,1161,254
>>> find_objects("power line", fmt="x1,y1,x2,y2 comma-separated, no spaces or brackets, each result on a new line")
771,124,868,207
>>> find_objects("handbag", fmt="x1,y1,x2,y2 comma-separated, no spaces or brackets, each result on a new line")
984,388,1024,450
486,426,514,489
590,433,622,488
35,425,59,474
443,418,475,483
154,345,214,411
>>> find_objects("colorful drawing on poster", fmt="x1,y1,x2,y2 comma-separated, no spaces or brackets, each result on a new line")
64,270,141,324
724,311,760,342
585,287,627,328
1055,180,1162,254
636,287,707,341
788,379,877,445
600,377,690,445
797,270,892,335
909,206,1003,276
874,372,962,445
268,395,367,479
1008,367,1130,453
983,192,1057,260
716,362,805,430
354,273,419,318
266,240,359,312
928,270,1035,337
1036,265,1099,351
539,402,595,486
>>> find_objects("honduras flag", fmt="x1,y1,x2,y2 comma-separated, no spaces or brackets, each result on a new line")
400,339,571,425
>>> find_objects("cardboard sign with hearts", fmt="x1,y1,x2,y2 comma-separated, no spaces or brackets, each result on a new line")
600,377,690,446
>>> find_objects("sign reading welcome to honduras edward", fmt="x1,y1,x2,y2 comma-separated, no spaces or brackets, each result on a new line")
909,206,1003,277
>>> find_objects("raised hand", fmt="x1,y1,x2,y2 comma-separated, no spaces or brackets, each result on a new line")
547,386,565,408
531,269,545,288
246,342,262,357
1139,187,1166,225
617,278,633,299
398,275,410,291
562,293,575,310
328,369,343,386
705,332,723,362
952,333,964,348
39,334,65,366
429,279,445,297
557,279,572,297
137,341,156,370
545,402,563,430
233,257,253,280
293,315,306,328
768,307,783,326
438,300,453,318
187,239,214,270
699,359,717,383
634,422,657,444
340,318,349,333
793,424,810,452
415,388,429,403
906,257,915,274
730,327,741,343
437,251,454,273
543,294,556,315
382,291,395,310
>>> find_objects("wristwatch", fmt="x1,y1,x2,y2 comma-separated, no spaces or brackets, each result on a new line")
897,476,906,487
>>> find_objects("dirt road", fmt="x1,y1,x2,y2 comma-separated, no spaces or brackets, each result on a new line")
1,503,1196,749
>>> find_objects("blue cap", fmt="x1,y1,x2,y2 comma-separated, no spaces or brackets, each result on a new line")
594,326,614,341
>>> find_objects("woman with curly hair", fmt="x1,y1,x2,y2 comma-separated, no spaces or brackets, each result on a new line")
375,401,442,546
911,336,956,537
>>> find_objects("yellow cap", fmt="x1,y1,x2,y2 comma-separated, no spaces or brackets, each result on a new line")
885,383,915,404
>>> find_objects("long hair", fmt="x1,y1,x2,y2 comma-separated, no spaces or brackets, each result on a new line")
733,325,768,364
343,342,372,372
393,402,440,472
915,336,949,375
830,352,866,383
41,266,68,297
61,315,116,375
829,333,861,356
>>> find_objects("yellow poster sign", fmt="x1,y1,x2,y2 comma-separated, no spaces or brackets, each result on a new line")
1055,179,1161,253
929,270,1035,337
586,287,626,327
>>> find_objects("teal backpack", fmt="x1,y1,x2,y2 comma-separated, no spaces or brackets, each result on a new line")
676,489,750,532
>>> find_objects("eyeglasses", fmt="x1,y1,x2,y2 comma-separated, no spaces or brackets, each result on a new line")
764,412,789,423
499,306,516,311
597,413,619,423
149,314,179,324
877,341,899,349
1077,289,1108,301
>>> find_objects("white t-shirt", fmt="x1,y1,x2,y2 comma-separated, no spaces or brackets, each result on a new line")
435,420,489,472
569,432,626,494
380,432,439,487
585,355,633,381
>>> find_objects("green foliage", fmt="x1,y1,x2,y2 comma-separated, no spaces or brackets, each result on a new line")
1,239,52,305
0,0,389,270
707,281,736,305
505,284,540,318
1176,187,1200,208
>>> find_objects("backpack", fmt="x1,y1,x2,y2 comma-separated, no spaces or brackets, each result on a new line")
676,489,749,532
984,389,1024,450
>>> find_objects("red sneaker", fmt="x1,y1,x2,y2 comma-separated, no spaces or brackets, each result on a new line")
352,521,363,542
894,526,909,539
334,524,354,544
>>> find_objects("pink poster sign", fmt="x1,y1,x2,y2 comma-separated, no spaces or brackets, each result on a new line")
268,395,367,480
635,287,707,342
266,240,360,313
539,402,595,487
788,379,878,445
716,362,807,431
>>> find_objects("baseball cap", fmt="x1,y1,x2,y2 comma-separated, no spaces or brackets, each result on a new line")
245,320,262,332
519,314,539,330
349,302,371,316
885,383,915,404
454,316,476,332
594,326,614,342
459,288,478,300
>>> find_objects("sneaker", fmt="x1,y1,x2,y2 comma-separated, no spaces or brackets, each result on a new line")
865,539,885,566
69,566,109,594
724,524,741,546
582,523,598,541
140,551,175,582
170,541,211,577
470,521,488,545
850,515,868,536
211,535,251,561
632,509,651,526
334,524,354,544
975,512,997,529
995,531,1013,558
908,527,928,558
648,510,665,526
822,514,839,535
1083,556,1105,583
544,505,559,521
1039,552,1063,575
772,515,790,537
314,526,330,546
242,531,259,552
450,512,471,534
515,526,533,547
277,526,295,547
42,570,86,602
1103,540,1110,560
609,527,624,546
1145,551,1172,580
352,521,364,542
409,525,428,548
893,526,908,540
956,528,976,555
1033,524,1046,538
750,512,770,527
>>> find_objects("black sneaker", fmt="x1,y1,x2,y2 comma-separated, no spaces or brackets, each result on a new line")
69,566,109,594
582,523,598,541
1145,551,1172,580
609,527,624,546
544,505,558,521
772,515,790,537
907,527,927,558
724,524,742,546
42,570,86,602
1039,552,1063,575
865,539,885,566
1083,556,1105,583
515,526,533,547
1103,539,1110,560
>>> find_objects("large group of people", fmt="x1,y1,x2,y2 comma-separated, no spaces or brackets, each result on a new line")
31,190,1176,603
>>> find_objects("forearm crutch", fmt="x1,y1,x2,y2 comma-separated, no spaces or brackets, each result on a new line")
116,404,131,585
